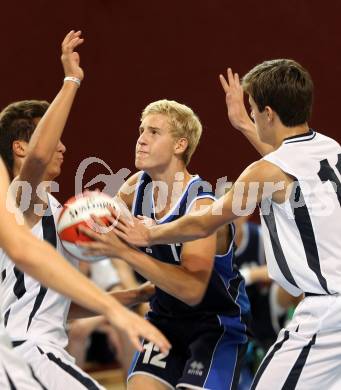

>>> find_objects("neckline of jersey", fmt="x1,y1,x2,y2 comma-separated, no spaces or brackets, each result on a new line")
152,174,200,224
283,129,316,144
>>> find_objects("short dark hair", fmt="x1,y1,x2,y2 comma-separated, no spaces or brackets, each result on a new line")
242,59,313,127
0,100,49,175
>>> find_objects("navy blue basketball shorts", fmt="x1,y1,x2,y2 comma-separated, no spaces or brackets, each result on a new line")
128,312,247,389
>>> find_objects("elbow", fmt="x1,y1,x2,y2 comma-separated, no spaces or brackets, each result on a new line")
30,155,50,168
27,148,51,167
182,287,205,307
198,223,213,240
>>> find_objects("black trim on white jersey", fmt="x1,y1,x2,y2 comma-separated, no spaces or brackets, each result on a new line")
283,129,316,144
3,309,10,327
41,213,57,248
282,334,316,389
251,330,290,389
26,213,56,330
26,285,47,331
290,183,330,294
13,267,25,300
1,269,6,282
262,204,299,288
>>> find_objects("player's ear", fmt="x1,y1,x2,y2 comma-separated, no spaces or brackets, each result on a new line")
174,137,188,156
264,106,274,123
12,140,28,158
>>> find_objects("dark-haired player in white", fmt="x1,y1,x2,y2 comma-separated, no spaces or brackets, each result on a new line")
0,30,169,389
86,61,341,389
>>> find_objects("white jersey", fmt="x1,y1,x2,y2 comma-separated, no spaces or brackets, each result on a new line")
0,193,78,350
0,284,46,389
260,129,341,296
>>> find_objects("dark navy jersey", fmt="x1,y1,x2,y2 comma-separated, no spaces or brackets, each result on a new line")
132,172,250,322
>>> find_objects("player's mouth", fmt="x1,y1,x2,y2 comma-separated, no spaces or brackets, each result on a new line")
136,150,149,156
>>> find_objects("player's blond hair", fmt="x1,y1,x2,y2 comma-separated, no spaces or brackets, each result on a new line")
141,99,202,166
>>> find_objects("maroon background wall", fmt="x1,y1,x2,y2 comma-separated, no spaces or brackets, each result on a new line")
0,0,340,201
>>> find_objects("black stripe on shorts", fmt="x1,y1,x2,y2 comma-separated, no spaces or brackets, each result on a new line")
46,352,101,390
281,334,316,390
29,366,48,390
4,367,17,390
251,330,290,389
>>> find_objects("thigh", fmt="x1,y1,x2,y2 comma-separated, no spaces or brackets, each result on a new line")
251,327,341,390
177,328,246,390
0,344,44,390
29,347,105,390
128,338,186,389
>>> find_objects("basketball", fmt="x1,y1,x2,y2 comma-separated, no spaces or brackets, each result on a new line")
57,191,117,262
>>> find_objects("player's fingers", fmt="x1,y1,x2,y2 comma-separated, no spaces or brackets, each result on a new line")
112,227,129,242
219,74,229,93
113,219,130,233
62,33,79,52
147,328,171,354
227,68,235,87
106,214,117,225
72,38,84,50
118,214,132,228
78,225,100,240
109,206,121,222
62,30,74,46
68,36,83,50
129,332,143,352
234,72,240,86
90,215,106,227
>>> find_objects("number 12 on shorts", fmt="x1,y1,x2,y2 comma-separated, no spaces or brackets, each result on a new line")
142,342,169,368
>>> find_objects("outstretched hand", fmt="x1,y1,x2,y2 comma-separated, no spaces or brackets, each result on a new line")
78,213,131,259
61,30,84,80
113,208,153,247
106,299,170,354
219,68,253,132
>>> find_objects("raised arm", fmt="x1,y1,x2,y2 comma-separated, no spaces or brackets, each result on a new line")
0,159,170,353
219,68,274,156
19,31,84,211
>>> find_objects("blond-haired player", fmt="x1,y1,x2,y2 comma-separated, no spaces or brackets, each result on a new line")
80,99,250,389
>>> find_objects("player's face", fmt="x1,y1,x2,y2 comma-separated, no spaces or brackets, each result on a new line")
45,140,66,180
135,113,177,173
249,96,271,143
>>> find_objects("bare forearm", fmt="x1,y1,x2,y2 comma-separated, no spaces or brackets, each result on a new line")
119,247,205,306
15,233,121,317
68,289,139,319
27,83,78,162
149,214,210,246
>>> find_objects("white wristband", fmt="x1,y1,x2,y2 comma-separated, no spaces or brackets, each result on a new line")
64,76,81,87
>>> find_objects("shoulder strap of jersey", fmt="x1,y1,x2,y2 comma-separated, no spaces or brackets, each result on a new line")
132,171,152,216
